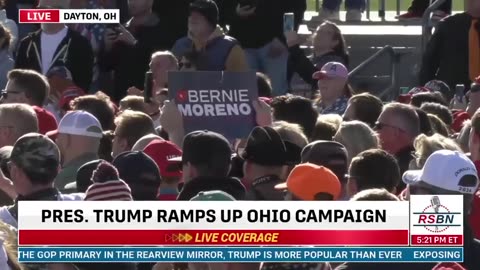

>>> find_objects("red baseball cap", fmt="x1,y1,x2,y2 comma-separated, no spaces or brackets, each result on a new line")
451,110,470,133
32,106,58,135
397,86,432,104
143,139,183,178
59,87,85,110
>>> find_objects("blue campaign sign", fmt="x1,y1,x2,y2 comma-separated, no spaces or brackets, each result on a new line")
18,247,463,263
168,71,258,139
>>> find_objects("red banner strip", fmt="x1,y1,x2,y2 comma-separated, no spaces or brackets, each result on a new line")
411,235,463,246
19,230,409,246
19,9,60,23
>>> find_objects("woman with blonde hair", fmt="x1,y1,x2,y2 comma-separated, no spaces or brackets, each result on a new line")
0,221,22,270
410,133,462,170
333,120,380,164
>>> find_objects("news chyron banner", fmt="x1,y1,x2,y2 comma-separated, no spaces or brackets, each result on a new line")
17,196,464,263
18,9,120,24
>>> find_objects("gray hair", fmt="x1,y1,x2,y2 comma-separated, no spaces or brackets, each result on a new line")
272,121,308,149
151,51,178,70
0,104,38,140
383,103,420,136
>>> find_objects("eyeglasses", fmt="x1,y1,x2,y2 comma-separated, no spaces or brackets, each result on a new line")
374,122,405,133
0,90,21,100
179,62,192,69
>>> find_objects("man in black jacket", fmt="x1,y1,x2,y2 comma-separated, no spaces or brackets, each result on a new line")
100,0,178,102
241,126,300,201
15,0,94,92
176,130,246,201
419,0,480,92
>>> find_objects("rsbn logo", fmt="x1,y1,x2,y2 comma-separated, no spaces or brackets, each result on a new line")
413,196,462,233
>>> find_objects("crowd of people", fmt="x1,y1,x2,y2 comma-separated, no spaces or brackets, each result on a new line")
0,0,479,269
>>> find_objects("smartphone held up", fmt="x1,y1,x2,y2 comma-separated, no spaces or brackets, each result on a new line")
283,13,295,32
144,71,154,104
455,84,465,103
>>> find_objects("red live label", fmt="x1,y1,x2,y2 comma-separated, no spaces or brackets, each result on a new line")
19,9,60,23
411,235,463,246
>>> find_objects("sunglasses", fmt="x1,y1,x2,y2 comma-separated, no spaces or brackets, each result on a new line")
374,122,405,133
179,62,192,69
0,90,21,100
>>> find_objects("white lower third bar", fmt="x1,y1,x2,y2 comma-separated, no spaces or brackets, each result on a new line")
60,9,119,24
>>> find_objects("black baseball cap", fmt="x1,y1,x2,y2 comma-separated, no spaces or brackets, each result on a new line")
241,126,300,166
301,140,348,182
112,151,162,200
173,130,232,167
113,151,161,185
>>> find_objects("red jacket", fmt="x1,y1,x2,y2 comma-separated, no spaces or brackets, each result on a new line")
32,106,58,135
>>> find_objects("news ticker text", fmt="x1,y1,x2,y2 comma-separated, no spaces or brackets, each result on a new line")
18,247,464,263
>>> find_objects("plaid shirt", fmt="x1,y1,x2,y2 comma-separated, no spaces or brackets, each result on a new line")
317,96,349,115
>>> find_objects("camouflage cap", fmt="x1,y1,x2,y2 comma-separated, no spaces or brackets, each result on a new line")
10,133,60,175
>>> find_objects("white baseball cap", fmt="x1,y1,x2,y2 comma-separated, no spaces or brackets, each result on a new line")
55,111,103,138
403,150,479,194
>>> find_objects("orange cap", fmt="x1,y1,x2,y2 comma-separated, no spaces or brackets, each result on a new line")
275,163,341,200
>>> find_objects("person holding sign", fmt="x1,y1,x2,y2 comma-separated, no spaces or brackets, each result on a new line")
172,0,248,72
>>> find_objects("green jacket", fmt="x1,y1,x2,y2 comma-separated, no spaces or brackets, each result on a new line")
54,152,98,193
